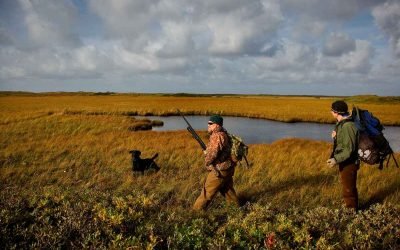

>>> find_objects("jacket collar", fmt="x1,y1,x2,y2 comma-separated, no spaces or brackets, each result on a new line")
336,115,352,126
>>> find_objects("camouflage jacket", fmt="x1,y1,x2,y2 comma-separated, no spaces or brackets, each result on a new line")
205,125,232,170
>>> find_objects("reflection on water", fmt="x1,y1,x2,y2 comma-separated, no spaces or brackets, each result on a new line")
141,116,400,152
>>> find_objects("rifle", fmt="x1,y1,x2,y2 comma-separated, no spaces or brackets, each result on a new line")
178,109,220,176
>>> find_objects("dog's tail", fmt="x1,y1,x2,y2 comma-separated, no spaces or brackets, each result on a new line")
151,153,159,160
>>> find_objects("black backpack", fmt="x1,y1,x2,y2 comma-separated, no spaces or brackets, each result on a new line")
351,106,398,169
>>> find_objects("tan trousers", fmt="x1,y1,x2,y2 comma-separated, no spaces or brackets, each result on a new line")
193,168,239,210
339,163,359,210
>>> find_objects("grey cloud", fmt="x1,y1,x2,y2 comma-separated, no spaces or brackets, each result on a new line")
111,44,188,73
250,39,373,79
263,40,317,71
292,19,326,38
89,0,283,57
0,0,399,95
189,0,282,56
148,21,197,58
323,33,356,57
280,0,378,21
89,0,161,39
260,42,283,57
372,1,400,57
0,27,14,46
17,0,81,48
371,55,400,85
0,46,109,80
233,40,318,78
280,0,380,42
89,0,195,55
200,0,252,14
323,40,374,74
338,40,374,73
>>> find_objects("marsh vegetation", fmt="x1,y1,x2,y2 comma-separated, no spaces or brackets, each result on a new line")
1,93,399,249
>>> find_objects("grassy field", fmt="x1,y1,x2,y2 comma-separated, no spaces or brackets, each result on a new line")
1,93,399,249
1,92,400,125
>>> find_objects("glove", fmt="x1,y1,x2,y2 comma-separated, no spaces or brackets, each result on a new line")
327,158,337,167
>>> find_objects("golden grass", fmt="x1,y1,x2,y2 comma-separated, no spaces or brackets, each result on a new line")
1,94,399,125
1,96,399,209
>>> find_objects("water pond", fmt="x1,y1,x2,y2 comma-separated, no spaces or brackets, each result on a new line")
140,115,400,152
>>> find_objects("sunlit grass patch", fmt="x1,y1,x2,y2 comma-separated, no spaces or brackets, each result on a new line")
1,93,399,248
1,94,399,124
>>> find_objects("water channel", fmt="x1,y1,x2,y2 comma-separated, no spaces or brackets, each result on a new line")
141,116,400,152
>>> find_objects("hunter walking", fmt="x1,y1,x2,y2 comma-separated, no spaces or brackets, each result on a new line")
327,101,359,211
193,115,239,210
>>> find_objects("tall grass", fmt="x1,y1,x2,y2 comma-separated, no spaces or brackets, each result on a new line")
1,94,399,248
1,94,399,125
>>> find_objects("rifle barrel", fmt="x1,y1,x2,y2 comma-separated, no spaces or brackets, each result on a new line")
178,109,207,149
187,127,206,149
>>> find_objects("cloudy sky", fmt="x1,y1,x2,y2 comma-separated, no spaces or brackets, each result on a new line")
1,0,400,95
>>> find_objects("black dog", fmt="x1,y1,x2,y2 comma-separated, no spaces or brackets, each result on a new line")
129,150,160,174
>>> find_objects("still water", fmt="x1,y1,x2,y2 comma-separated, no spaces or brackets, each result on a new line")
141,116,400,152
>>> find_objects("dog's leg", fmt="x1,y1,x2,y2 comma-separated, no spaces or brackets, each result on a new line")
150,162,160,172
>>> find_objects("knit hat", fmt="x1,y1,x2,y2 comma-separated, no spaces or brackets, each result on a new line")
331,100,348,114
208,115,223,126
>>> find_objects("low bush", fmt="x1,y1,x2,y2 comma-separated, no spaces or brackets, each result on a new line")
1,189,399,249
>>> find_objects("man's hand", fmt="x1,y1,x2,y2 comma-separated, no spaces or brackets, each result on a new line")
206,165,220,177
327,158,337,167
331,130,336,139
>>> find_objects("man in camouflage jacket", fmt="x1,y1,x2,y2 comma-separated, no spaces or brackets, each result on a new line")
193,115,239,210
327,100,359,211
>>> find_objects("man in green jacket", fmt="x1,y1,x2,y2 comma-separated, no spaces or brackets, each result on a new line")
327,100,359,211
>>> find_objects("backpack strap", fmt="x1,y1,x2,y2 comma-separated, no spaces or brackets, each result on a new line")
391,153,399,168
243,155,250,169
383,153,399,169
380,158,384,170
353,105,361,126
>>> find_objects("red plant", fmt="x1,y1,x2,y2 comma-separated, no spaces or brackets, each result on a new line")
264,232,276,249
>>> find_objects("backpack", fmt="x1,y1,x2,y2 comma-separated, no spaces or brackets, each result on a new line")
228,133,249,168
351,106,398,169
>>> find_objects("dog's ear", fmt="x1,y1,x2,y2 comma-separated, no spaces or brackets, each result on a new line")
137,151,142,156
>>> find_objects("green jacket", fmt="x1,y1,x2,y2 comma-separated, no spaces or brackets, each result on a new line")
333,118,359,164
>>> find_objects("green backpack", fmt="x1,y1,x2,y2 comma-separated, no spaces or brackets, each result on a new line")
228,134,249,168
